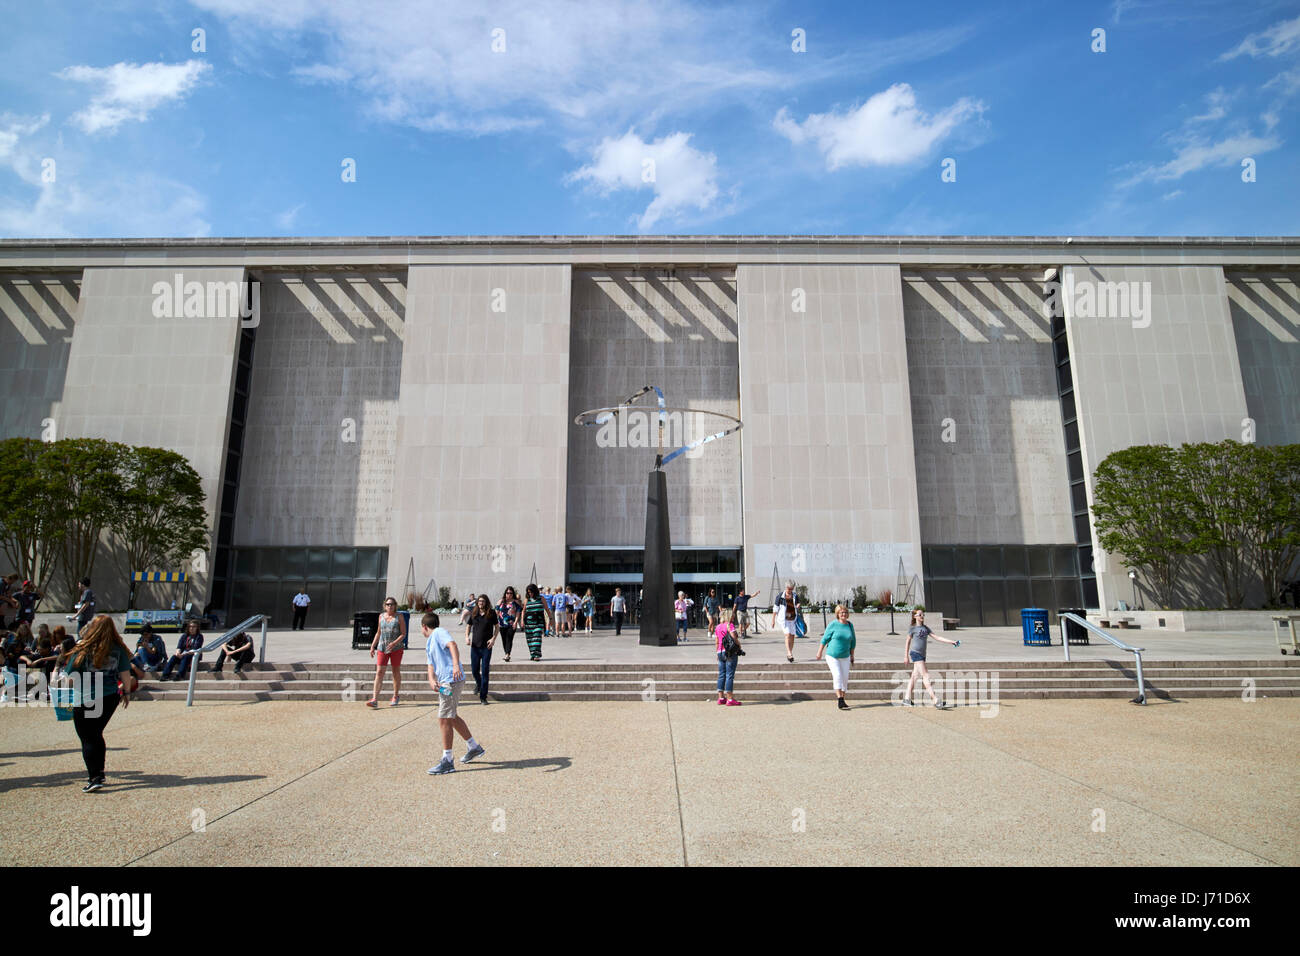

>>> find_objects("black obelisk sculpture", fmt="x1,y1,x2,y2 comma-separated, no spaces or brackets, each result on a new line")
574,385,740,647
640,468,676,646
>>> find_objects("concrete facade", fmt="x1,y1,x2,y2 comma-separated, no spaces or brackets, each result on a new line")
235,272,404,548
904,270,1074,546
388,263,571,604
737,264,923,602
1,237,1296,622
1063,265,1253,610
566,268,741,548
1226,270,1300,448
0,272,78,442
55,266,245,609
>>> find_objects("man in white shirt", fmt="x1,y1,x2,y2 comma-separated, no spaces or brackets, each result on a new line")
291,589,311,630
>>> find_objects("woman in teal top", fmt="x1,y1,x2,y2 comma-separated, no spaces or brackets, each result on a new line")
60,615,133,792
816,605,856,710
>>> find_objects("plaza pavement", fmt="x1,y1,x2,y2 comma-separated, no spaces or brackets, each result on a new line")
1,695,1295,866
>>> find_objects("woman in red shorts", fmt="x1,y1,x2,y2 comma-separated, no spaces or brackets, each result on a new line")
368,597,407,707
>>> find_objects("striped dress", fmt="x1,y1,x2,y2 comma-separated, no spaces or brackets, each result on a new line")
523,596,547,660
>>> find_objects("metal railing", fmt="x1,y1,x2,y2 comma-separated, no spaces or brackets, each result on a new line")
1059,612,1147,705
185,615,270,707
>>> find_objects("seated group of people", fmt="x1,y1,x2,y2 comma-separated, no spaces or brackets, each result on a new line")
130,621,255,680
2,613,257,702
1,621,75,701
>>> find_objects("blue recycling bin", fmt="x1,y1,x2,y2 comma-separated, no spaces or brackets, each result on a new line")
1021,608,1051,646
399,610,411,649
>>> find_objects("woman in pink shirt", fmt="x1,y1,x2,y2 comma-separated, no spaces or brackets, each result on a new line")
714,609,744,705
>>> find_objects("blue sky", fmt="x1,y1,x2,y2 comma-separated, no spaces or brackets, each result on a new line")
1,0,1297,238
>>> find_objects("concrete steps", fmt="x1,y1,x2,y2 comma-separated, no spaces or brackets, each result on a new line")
132,658,1300,703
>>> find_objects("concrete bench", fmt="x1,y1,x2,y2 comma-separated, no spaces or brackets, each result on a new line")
942,618,959,631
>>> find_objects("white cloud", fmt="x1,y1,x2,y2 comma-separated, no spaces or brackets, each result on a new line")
1263,69,1300,96
1189,88,1231,123
58,60,210,134
0,175,211,238
568,130,718,230
1219,14,1300,61
1118,133,1279,186
191,0,975,139
191,0,782,135
773,84,983,170
0,114,51,174
1161,189,1183,200
275,203,305,230
0,113,209,237
291,63,353,84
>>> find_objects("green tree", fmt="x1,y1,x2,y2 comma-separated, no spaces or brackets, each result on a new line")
1180,440,1255,608
0,438,64,595
47,438,127,599
1092,445,1200,609
113,446,209,582
1249,444,1300,606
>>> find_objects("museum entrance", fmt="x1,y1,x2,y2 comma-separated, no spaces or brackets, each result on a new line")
568,547,742,629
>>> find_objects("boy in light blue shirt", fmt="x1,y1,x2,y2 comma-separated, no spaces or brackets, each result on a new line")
423,611,484,775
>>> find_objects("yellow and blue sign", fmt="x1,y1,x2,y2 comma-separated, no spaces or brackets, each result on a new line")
132,571,188,583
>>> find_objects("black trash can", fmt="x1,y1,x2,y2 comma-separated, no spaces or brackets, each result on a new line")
1058,608,1089,645
352,611,380,649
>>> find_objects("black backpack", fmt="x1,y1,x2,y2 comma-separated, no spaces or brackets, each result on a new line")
720,624,740,656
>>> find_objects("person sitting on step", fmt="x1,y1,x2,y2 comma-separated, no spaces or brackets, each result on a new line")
212,630,256,675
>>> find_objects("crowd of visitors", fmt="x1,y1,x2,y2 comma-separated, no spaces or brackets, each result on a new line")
1,567,956,790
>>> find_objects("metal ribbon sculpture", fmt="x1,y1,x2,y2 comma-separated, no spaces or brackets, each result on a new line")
574,384,742,469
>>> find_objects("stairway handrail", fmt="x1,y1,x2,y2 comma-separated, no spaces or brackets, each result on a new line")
1060,612,1146,705
185,614,271,706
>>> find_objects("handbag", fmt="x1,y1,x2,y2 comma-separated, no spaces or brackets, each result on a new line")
795,611,807,638
53,678,77,721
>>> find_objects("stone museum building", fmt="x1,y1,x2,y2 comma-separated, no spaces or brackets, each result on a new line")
1,236,1296,626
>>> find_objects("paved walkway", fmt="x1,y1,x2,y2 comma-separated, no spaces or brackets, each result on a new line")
1,697,1294,866
29,612,1285,664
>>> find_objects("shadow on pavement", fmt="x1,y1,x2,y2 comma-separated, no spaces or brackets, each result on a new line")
0,769,267,793
0,747,126,759
472,756,572,773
